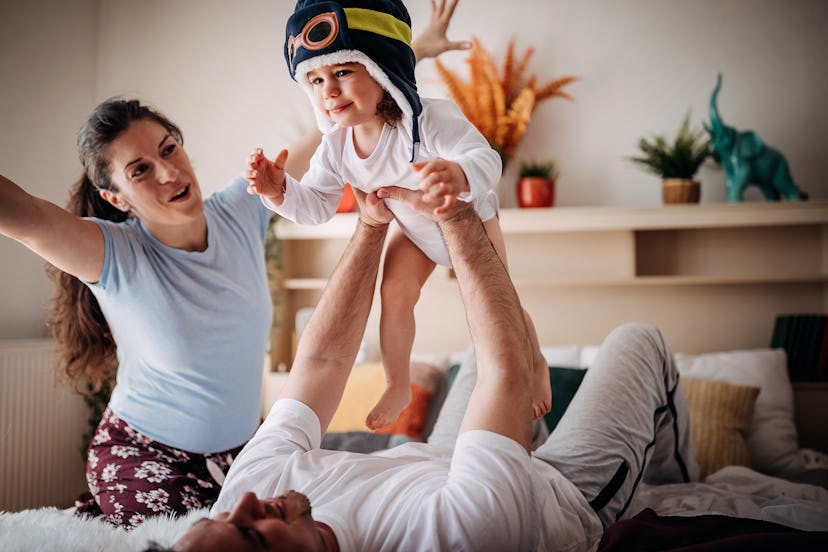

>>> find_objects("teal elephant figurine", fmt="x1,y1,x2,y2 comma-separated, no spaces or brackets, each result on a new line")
705,74,808,202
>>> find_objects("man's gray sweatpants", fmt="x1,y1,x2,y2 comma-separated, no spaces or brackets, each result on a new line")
428,322,699,528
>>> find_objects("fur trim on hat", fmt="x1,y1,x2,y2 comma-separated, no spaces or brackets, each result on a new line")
294,49,414,133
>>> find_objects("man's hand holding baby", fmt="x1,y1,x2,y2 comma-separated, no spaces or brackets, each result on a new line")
353,188,394,228
245,148,289,206
411,158,469,216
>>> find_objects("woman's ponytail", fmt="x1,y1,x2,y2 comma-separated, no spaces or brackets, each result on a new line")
46,174,120,395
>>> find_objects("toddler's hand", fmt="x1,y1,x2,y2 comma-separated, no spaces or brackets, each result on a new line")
411,159,469,216
377,186,472,222
245,148,289,205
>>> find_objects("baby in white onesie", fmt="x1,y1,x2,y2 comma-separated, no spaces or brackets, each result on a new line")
245,0,550,429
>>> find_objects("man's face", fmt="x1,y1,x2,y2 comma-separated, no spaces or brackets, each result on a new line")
172,491,326,552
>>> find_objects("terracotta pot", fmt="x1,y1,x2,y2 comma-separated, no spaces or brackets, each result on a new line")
517,177,555,208
662,178,700,204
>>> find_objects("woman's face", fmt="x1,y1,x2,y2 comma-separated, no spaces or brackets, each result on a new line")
102,119,204,243
173,491,327,552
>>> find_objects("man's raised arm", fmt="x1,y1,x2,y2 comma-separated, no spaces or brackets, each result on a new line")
278,192,391,434
378,188,534,451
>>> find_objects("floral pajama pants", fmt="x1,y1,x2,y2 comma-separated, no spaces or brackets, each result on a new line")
74,408,245,529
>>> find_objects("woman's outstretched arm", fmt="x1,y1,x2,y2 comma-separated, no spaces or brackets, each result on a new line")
0,174,104,282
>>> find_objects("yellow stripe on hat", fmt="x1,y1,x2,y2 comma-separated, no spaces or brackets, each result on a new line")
343,7,412,45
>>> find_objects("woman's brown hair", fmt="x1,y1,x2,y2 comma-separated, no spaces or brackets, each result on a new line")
47,98,183,395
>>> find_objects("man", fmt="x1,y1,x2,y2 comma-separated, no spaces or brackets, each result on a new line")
170,187,697,551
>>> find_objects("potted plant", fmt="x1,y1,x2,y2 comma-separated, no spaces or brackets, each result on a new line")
435,38,578,168
517,159,557,208
629,112,712,204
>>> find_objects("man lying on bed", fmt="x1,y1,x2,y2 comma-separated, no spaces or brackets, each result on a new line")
167,187,699,552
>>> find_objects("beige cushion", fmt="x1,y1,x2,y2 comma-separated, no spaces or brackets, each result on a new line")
327,363,440,438
675,349,803,476
681,377,760,478
328,363,388,433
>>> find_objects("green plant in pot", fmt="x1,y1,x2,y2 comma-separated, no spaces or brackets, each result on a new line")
517,159,558,208
630,112,712,204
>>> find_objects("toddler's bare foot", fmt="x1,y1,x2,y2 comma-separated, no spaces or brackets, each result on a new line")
532,359,552,421
366,384,412,430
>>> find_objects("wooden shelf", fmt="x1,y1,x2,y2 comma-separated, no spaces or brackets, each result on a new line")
283,278,331,290
275,201,828,239
269,201,828,368
279,274,828,290
514,274,828,287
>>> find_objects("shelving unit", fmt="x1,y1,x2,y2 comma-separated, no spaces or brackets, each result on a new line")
269,201,828,369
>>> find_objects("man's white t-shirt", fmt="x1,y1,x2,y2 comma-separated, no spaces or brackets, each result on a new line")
212,399,602,551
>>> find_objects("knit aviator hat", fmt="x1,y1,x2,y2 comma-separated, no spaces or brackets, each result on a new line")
285,0,422,161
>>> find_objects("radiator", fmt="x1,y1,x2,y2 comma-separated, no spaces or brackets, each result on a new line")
0,339,88,512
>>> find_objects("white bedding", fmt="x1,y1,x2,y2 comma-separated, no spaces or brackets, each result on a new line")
2,466,826,551
627,465,828,531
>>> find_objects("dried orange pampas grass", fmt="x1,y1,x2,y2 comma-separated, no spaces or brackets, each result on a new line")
435,37,577,161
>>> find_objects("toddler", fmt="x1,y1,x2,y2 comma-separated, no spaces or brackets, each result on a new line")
247,0,550,428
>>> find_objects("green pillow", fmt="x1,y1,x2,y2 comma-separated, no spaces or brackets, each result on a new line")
447,363,461,389
447,363,586,433
544,366,587,433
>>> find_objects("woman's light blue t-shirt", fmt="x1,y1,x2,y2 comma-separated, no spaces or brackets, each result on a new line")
86,177,272,453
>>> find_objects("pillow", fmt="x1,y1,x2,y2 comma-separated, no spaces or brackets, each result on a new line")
327,362,439,441
327,363,388,433
541,345,584,367
446,362,588,435
675,349,804,476
681,377,760,478
321,431,392,453
543,366,587,433
374,384,432,439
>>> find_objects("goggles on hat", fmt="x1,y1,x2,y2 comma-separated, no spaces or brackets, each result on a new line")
287,5,413,76
287,11,341,74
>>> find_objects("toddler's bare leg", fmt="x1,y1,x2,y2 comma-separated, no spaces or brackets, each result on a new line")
483,217,551,420
367,231,436,429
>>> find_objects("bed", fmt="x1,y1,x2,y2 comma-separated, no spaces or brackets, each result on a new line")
1,345,827,550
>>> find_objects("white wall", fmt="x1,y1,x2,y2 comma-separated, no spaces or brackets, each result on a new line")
2,0,827,338
0,0,99,338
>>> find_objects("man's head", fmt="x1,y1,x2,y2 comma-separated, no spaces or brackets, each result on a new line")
168,491,335,552
284,0,422,158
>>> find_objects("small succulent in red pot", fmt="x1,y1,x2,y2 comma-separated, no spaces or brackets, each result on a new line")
517,160,557,208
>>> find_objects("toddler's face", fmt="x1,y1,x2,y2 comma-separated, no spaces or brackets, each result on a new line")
307,63,385,129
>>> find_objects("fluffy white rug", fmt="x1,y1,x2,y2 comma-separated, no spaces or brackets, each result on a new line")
0,507,208,551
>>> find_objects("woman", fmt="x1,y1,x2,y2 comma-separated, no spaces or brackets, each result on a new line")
2,100,273,528
0,0,468,529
